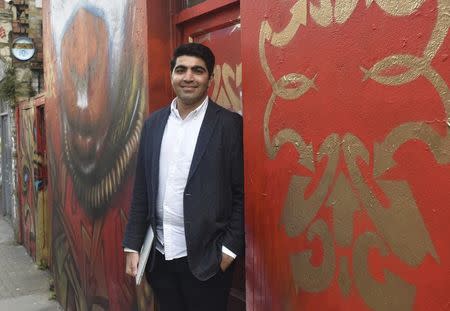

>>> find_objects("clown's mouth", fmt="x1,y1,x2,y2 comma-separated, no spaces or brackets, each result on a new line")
62,75,145,217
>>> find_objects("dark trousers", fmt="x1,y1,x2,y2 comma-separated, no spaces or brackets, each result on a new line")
146,251,234,311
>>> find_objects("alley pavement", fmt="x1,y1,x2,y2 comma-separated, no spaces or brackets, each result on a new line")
0,216,61,311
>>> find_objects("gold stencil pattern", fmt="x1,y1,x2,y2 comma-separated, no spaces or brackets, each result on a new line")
211,63,243,114
259,0,449,310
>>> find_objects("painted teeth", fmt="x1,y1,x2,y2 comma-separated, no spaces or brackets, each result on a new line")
62,65,146,216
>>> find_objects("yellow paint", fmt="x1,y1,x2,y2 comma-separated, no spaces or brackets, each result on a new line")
211,62,243,113
36,189,51,267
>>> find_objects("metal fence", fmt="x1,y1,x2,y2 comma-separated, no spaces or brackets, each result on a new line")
1,102,13,218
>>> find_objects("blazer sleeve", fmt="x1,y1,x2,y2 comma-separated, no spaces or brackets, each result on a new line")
222,113,245,256
122,120,150,251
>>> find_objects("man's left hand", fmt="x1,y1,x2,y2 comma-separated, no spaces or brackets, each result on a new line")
220,253,234,272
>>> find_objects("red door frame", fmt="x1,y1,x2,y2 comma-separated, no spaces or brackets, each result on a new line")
171,0,239,43
169,1,245,309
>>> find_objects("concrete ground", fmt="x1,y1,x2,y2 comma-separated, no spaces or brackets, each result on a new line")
0,215,62,311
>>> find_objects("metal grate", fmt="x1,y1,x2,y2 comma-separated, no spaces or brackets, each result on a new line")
1,109,13,218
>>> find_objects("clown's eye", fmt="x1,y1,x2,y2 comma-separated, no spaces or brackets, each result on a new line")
273,73,317,100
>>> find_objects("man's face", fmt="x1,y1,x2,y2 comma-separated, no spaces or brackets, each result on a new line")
171,55,212,107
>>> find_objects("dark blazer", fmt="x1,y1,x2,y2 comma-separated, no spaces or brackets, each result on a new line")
123,100,244,281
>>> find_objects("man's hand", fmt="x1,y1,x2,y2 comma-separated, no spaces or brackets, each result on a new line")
220,253,234,272
125,252,140,277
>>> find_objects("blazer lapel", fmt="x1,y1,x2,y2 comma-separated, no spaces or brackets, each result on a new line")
150,107,170,209
187,100,220,183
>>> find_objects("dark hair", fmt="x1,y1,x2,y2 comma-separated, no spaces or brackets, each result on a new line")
170,43,215,78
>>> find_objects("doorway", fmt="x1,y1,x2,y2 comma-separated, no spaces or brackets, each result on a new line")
172,1,244,309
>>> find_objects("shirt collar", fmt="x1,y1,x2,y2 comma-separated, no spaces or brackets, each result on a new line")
170,96,209,120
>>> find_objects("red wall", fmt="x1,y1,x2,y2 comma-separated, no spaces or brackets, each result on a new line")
40,0,450,309
241,0,450,310
147,0,173,112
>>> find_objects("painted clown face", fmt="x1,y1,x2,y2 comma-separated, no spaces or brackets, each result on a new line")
49,0,146,216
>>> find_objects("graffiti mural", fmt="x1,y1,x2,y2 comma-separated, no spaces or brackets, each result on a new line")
243,0,450,310
18,106,36,258
43,0,152,310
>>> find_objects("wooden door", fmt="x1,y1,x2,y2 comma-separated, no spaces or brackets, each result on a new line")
34,101,50,267
18,105,36,258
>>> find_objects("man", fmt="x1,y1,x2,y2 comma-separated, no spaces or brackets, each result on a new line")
122,43,244,311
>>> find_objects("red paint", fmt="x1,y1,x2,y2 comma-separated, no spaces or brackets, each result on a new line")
241,0,450,310
147,0,173,111
174,0,239,24
38,0,450,310
179,4,240,41
196,23,242,113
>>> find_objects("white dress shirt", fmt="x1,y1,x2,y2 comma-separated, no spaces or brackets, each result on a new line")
154,97,207,259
